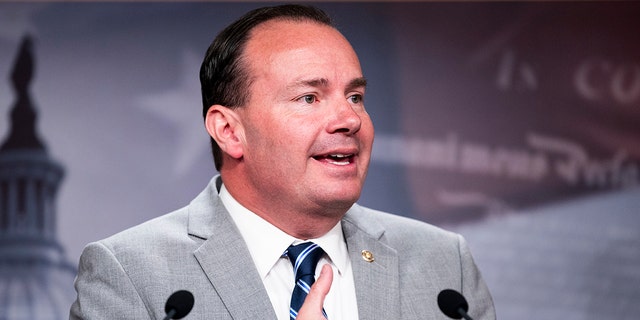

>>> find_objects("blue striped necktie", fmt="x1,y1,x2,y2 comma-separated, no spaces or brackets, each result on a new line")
286,242,327,320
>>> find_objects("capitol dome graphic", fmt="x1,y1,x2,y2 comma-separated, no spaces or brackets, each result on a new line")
0,36,77,319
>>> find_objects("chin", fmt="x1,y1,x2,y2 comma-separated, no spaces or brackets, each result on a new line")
319,192,361,210
308,179,363,206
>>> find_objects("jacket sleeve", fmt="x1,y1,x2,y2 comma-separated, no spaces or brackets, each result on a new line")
69,241,150,319
458,234,497,320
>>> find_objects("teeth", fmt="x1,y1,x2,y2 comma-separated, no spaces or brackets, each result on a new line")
326,154,351,165
328,160,350,166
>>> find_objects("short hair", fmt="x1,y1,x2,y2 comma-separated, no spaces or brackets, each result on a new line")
200,4,333,171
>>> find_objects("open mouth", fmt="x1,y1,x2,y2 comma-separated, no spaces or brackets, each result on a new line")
313,153,355,166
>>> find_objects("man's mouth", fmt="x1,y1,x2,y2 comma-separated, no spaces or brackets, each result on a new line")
313,153,355,166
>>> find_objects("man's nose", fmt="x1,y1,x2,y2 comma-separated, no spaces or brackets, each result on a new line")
326,99,362,135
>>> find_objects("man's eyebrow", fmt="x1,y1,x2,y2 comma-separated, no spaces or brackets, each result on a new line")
346,77,367,92
286,77,367,92
288,78,329,90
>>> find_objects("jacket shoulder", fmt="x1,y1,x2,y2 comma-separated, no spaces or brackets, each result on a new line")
347,204,461,246
94,206,192,258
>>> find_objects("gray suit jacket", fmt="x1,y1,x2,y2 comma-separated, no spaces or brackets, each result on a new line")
70,177,495,319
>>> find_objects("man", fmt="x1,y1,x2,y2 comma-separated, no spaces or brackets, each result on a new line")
71,4,495,320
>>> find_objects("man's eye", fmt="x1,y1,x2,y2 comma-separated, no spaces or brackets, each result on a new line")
349,94,363,104
301,95,316,104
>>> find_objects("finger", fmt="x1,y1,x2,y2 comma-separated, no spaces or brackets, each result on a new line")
311,264,333,298
297,264,333,319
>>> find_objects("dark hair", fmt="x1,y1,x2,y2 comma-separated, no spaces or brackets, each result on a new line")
200,4,333,171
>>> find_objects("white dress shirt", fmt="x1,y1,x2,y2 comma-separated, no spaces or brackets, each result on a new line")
220,184,359,320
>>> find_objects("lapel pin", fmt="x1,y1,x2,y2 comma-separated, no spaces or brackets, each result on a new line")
361,250,374,262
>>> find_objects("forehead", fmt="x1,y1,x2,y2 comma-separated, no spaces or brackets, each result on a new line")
243,20,362,83
243,19,360,70
248,18,341,45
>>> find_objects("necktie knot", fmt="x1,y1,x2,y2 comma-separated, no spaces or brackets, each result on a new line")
286,242,324,280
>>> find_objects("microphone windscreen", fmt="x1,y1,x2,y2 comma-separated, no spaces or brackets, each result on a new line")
165,290,195,319
437,289,469,319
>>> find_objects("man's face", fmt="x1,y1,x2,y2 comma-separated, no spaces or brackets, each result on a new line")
236,20,374,216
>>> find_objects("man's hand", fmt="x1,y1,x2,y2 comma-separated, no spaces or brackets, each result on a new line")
296,264,333,320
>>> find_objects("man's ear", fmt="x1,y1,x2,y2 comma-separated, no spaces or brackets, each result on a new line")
204,105,244,160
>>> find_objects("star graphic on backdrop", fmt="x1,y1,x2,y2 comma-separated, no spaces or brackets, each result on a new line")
135,49,208,177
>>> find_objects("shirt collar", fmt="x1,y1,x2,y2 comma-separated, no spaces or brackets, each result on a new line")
219,184,348,278
309,222,349,276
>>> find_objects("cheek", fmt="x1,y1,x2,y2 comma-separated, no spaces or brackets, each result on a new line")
270,114,318,145
246,117,299,156
360,116,375,144
245,107,325,160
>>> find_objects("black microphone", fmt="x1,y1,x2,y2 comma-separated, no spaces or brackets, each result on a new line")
163,290,194,320
437,289,473,320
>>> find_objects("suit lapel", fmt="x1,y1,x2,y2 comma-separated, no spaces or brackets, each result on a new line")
188,179,276,319
343,205,400,320
186,179,402,319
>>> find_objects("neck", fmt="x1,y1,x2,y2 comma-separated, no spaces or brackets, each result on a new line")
221,173,346,239
272,212,342,240
239,194,344,239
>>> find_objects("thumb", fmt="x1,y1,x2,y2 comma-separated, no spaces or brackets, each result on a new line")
296,264,333,320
